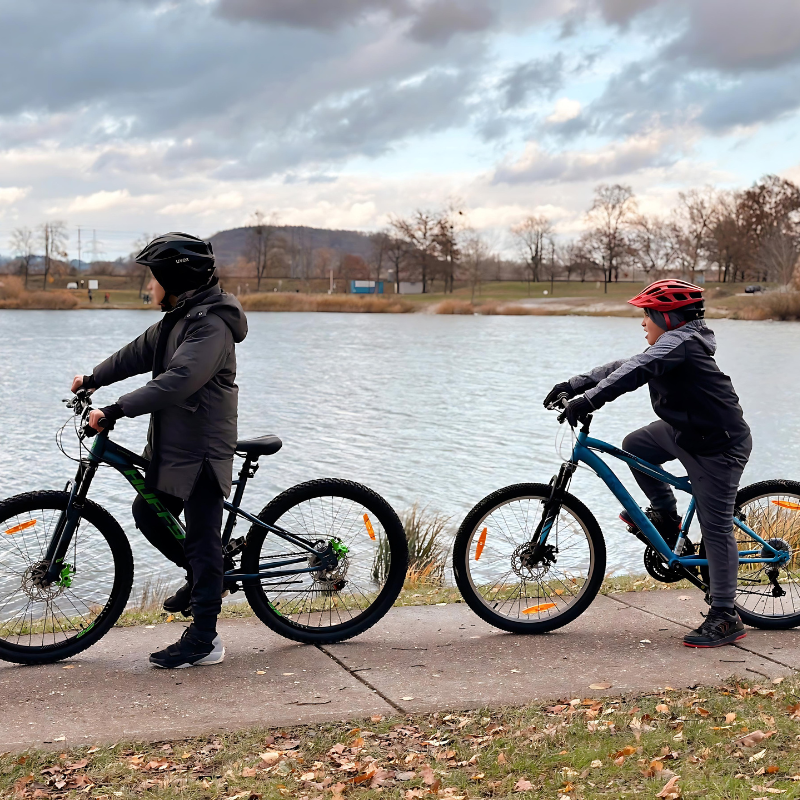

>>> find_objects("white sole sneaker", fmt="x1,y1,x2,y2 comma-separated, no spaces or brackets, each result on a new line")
150,635,226,669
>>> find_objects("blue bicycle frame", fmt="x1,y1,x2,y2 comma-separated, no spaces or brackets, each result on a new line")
545,428,789,574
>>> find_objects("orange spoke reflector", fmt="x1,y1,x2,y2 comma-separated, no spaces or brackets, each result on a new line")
772,500,800,510
5,519,36,535
522,602,557,615
363,514,376,541
475,527,488,561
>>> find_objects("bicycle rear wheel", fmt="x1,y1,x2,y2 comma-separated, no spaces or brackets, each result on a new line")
733,480,800,629
0,491,133,664
242,479,407,643
453,483,606,634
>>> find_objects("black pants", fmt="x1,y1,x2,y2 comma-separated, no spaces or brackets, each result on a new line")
132,465,224,633
622,421,752,609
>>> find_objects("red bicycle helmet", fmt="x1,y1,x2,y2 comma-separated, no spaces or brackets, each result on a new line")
628,279,704,311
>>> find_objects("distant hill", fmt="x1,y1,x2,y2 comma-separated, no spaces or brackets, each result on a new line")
209,225,375,266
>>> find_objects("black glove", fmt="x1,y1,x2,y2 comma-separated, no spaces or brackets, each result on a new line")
543,381,575,408
560,396,595,427
99,403,125,426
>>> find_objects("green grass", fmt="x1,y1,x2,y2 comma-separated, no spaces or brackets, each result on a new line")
5,679,800,799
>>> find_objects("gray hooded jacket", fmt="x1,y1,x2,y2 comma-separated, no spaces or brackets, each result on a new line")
92,282,248,499
569,320,750,456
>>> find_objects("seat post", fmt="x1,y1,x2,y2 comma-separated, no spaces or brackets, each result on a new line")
222,455,257,546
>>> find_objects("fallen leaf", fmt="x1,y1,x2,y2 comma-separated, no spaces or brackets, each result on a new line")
657,774,681,799
514,778,533,791
331,782,347,800
614,756,625,766
749,749,767,763
695,707,710,717
766,766,780,774
259,751,281,765
242,767,258,777
370,715,384,723
772,677,785,685
401,696,415,701
256,670,266,675
735,730,775,748
62,665,75,670
497,752,507,764
470,773,485,781
591,760,602,768
395,771,415,781
725,712,737,724
656,704,670,714
589,682,612,690
420,764,436,785
165,614,174,623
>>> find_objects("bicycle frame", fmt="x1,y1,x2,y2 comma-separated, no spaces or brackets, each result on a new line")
544,424,790,576
42,430,332,587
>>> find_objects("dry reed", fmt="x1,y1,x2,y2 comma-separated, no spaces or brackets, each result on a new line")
0,276,79,309
239,292,414,313
738,290,800,321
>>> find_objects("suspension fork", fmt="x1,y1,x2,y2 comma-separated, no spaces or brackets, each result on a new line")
42,459,98,584
531,461,577,548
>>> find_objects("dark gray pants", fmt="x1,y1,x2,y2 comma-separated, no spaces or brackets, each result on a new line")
621,421,752,609
132,465,224,633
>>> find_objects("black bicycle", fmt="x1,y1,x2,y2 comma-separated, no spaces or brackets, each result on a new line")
0,390,408,665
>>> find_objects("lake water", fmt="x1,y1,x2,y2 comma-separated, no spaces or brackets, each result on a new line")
1,310,798,597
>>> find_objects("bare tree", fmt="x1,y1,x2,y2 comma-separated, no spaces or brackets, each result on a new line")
511,214,553,294
462,232,491,302
39,221,68,290
586,184,636,291
673,187,716,282
248,210,281,292
434,206,463,293
760,228,800,287
10,227,35,289
385,234,410,294
368,231,390,290
391,210,438,293
629,215,679,279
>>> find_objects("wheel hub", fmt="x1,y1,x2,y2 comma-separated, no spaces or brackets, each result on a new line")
21,562,64,602
309,540,349,591
512,542,556,580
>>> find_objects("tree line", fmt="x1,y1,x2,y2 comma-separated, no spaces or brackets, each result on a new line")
4,173,799,295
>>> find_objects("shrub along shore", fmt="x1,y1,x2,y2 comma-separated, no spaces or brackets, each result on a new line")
2,274,799,319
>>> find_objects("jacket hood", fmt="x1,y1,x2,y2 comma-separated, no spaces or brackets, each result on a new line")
179,283,248,343
683,319,715,355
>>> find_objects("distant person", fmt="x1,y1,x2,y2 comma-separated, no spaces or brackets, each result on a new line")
104,292,110,304
87,289,93,303
70,232,248,668
544,280,751,648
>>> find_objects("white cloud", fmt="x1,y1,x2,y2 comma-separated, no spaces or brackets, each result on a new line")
67,189,132,213
159,191,245,216
0,186,30,206
546,98,582,124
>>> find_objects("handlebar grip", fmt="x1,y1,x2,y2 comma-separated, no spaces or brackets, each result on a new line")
82,417,114,438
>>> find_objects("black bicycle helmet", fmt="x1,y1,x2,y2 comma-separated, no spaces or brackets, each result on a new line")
135,232,215,295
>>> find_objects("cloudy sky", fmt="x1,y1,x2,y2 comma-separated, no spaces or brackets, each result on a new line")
2,0,800,258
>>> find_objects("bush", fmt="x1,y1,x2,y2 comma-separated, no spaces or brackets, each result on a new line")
0,276,79,309
740,290,800,321
239,292,414,313
435,300,475,314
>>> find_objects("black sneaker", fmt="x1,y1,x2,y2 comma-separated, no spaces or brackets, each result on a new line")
163,580,192,615
683,608,746,648
149,625,225,668
620,507,681,548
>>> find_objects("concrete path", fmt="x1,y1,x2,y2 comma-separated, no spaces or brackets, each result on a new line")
1,589,797,752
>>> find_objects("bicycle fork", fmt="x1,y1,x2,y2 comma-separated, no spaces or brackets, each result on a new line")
41,460,98,586
529,461,577,555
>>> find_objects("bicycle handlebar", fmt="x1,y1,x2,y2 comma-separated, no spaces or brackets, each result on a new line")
63,389,115,439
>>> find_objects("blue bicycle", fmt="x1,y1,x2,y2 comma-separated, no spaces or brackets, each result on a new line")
453,399,800,633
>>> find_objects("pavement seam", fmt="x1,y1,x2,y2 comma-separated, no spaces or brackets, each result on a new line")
315,644,408,716
605,593,799,673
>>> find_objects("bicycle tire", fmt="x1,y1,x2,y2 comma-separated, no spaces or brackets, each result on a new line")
733,479,800,630
242,479,407,644
0,491,134,665
453,483,606,634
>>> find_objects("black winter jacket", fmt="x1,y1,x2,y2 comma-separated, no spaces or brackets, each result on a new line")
92,281,248,499
568,320,750,456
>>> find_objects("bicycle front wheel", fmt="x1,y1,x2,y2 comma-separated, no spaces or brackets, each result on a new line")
733,480,800,629
453,483,606,634
242,479,408,644
0,491,134,664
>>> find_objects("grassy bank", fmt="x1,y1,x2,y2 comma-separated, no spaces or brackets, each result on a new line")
738,291,800,321
239,293,414,313
5,678,800,799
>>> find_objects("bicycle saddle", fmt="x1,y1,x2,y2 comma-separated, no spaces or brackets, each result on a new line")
235,435,283,457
